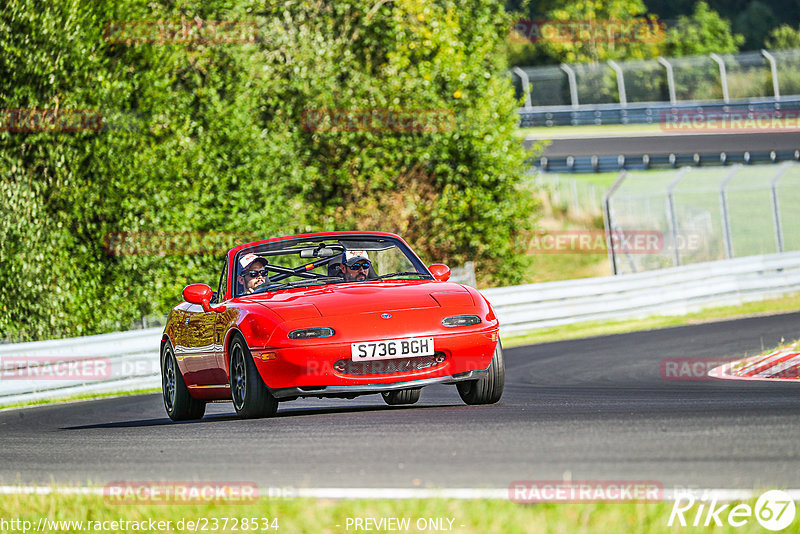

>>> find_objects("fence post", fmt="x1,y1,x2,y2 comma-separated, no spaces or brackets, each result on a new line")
657,57,677,104
666,167,690,267
761,49,781,100
511,67,533,108
570,179,579,213
560,63,580,109
608,60,627,106
719,165,741,259
770,162,792,253
603,170,629,275
709,53,729,103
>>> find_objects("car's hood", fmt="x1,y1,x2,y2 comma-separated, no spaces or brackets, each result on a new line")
239,280,475,319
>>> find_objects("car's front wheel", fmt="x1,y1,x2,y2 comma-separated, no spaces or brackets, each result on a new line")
457,341,505,405
162,340,206,421
229,335,278,419
381,388,421,405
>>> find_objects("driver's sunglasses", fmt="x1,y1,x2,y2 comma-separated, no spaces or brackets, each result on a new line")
244,269,269,279
347,262,371,271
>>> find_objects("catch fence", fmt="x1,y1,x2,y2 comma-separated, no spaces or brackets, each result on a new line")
604,162,800,274
514,48,800,126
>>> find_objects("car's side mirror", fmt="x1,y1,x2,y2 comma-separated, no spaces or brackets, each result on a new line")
183,284,226,313
428,264,451,282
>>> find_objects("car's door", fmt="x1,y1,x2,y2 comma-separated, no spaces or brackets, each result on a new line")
181,304,224,385
212,258,230,375
180,259,230,387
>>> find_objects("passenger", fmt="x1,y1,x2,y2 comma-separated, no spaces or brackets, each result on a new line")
237,253,269,294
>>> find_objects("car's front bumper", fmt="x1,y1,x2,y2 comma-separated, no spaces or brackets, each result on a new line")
269,368,488,399
252,329,498,390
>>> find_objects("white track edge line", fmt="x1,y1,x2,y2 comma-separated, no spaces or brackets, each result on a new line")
2,486,800,501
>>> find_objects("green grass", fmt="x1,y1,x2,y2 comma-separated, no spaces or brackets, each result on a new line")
503,292,800,348
0,388,160,411
554,171,621,188
0,493,780,533
523,250,611,283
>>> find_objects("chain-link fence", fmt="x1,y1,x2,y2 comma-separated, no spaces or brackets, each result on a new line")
604,162,800,274
514,48,800,107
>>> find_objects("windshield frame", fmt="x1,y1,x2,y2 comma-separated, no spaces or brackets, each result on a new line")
229,233,431,297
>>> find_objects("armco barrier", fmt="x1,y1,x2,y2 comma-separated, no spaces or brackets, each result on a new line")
536,150,800,173
517,96,800,127
2,251,800,403
482,251,800,334
0,328,162,405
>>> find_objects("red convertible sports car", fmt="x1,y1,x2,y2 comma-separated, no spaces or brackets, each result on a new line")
160,231,504,420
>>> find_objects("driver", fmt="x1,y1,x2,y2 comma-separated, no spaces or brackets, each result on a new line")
337,251,372,282
237,253,269,294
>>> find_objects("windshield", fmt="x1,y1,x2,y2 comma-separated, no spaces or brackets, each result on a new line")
233,235,432,296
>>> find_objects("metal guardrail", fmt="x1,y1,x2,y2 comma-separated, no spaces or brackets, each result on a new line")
482,251,800,334
518,96,800,128
536,149,800,173
3,252,800,403
0,328,162,405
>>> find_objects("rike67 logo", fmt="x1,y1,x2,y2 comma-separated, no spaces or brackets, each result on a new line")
669,490,796,531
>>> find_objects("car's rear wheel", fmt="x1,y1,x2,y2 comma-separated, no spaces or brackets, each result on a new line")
162,340,206,421
381,388,421,405
229,335,278,419
457,341,505,405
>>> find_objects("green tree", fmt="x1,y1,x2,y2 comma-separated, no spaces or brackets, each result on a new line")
732,1,778,51
507,0,665,67
0,0,537,340
766,25,800,49
264,0,537,284
663,1,743,56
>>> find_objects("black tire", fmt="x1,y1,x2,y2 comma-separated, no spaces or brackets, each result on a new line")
457,341,505,405
229,335,278,419
381,388,421,405
162,340,206,421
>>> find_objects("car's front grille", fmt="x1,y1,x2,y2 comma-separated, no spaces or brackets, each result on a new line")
334,352,446,376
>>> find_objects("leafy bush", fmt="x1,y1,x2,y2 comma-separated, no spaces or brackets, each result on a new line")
0,0,536,340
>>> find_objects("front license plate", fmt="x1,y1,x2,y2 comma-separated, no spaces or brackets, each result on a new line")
351,337,435,361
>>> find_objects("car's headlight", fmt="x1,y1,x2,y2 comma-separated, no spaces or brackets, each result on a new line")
288,327,335,339
442,315,481,327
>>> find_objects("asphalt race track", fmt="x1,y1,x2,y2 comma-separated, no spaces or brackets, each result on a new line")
524,131,800,158
1,312,798,490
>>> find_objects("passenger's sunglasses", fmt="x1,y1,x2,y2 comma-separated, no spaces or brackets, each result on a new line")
243,269,269,279
347,262,371,271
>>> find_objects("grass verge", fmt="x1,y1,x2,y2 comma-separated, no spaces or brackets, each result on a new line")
503,292,800,348
0,388,160,411
517,123,664,138
0,493,779,533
